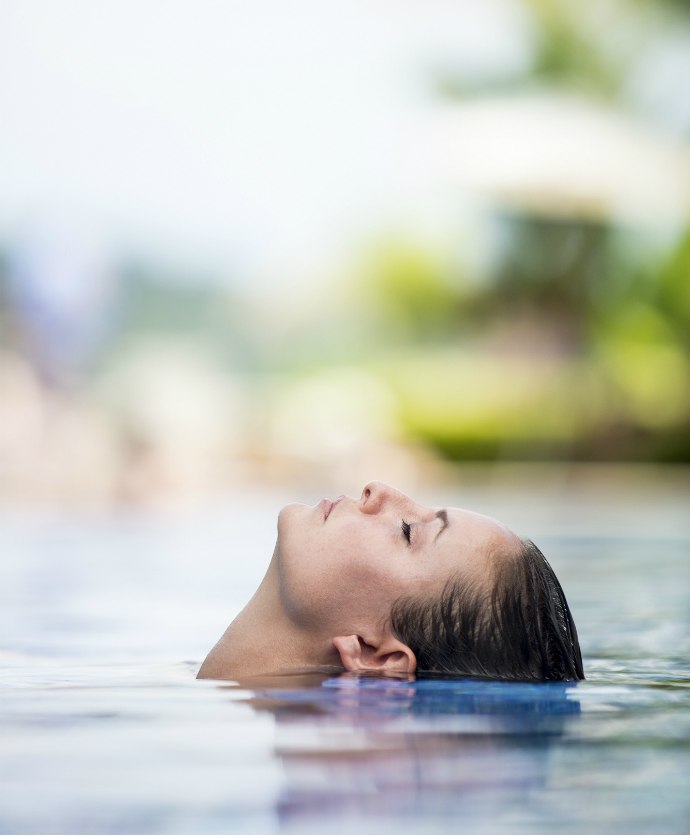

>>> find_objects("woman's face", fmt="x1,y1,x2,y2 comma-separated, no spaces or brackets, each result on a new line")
276,481,521,637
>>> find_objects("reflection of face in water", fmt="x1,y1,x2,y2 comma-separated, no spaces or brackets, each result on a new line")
235,672,582,832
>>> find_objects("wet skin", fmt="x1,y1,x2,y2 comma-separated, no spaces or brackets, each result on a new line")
276,481,521,639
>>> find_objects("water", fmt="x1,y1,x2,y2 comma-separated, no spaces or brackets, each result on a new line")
1,473,689,834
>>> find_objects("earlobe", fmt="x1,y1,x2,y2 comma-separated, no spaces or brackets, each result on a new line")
377,639,417,674
333,635,417,674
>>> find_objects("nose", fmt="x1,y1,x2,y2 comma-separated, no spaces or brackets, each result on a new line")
359,481,409,515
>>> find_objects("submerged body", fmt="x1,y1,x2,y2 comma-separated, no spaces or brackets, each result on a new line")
198,482,583,682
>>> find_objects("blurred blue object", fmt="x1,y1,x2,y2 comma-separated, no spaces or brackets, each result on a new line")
6,220,117,386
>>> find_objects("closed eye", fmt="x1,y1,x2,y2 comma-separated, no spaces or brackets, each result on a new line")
401,519,412,544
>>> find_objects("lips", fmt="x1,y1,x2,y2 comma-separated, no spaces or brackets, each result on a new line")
324,495,345,520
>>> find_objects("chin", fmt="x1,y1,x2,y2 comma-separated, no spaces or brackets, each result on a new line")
277,501,309,538
278,500,307,518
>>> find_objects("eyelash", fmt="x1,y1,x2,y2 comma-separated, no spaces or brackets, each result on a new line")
401,519,412,544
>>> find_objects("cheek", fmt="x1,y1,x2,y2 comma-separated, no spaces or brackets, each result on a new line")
276,508,362,625
278,515,412,628
322,533,416,615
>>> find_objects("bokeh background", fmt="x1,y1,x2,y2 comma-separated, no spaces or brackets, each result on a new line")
1,0,689,508
3,11,690,832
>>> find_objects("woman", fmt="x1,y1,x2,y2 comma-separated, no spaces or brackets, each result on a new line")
198,481,584,682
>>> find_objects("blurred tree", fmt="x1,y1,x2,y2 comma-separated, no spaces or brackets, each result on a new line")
488,210,608,347
656,226,690,336
115,264,257,372
527,0,624,99
354,240,466,342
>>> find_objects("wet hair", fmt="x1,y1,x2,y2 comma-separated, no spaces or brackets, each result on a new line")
389,539,584,681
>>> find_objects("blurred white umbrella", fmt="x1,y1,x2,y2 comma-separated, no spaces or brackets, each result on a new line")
422,93,690,225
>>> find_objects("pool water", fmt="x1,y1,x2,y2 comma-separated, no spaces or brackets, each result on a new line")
1,474,689,834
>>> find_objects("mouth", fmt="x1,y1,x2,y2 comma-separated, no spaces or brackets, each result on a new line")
323,495,345,520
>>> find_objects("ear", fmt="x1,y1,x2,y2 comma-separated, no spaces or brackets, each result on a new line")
332,634,416,674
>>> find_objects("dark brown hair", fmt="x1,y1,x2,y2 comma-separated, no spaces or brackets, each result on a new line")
389,539,584,681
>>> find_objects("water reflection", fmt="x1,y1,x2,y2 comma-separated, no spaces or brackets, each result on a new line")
232,672,581,832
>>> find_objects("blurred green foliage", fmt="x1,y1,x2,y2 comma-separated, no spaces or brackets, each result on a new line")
353,242,464,342
359,0,690,462
1,0,688,467
352,215,690,462
527,0,624,98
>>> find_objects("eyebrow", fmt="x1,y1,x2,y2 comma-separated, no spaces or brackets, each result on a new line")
434,509,449,541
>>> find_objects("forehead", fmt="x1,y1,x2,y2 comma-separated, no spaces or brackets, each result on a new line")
434,506,519,575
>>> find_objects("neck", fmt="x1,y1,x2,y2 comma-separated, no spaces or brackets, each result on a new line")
197,546,340,681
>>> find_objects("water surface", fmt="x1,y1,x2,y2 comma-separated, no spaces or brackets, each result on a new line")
1,475,689,833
